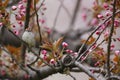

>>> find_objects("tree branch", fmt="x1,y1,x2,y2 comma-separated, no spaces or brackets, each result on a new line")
21,0,32,65
76,10,120,61
74,61,104,80
107,0,116,78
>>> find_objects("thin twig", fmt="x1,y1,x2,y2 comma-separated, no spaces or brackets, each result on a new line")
80,23,107,62
65,0,81,35
30,0,45,17
58,0,71,18
26,0,45,66
34,0,42,45
52,0,65,31
76,10,120,61
69,73,76,80
107,0,116,78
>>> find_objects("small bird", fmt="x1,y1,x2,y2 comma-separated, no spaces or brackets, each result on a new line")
22,30,35,47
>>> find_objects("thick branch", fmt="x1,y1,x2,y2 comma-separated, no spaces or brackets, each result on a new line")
74,61,104,80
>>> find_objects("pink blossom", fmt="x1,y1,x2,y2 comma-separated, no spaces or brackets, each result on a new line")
114,20,120,27
15,14,22,20
91,44,96,49
90,18,98,25
104,31,109,37
115,50,120,55
101,24,106,30
18,4,25,10
81,56,86,61
14,30,19,35
94,61,100,66
12,6,17,10
50,59,55,64
96,31,100,35
43,55,47,60
18,21,23,26
103,3,109,9
110,44,115,50
81,13,87,21
117,38,120,41
109,7,113,12
39,19,45,24
89,49,92,52
97,14,103,19
73,52,78,56
0,22,3,27
66,49,73,53
105,11,111,16
42,50,47,55
62,42,68,48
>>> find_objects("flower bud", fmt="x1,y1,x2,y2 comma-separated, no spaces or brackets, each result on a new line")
50,59,55,64
12,6,17,10
62,42,68,48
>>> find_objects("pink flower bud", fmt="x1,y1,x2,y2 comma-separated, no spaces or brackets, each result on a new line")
62,42,68,48
12,25,16,28
94,61,100,66
96,31,100,35
115,50,120,55
117,38,120,41
103,3,109,9
18,21,23,26
14,30,19,35
81,56,86,61
15,14,22,20
97,14,103,19
110,44,115,50
18,4,25,10
43,55,47,60
105,11,111,16
91,18,98,25
66,49,73,53
114,20,120,27
39,19,45,24
104,31,109,37
81,13,87,21
73,52,78,56
101,24,106,30
12,6,17,10
0,22,3,27
50,59,55,64
42,50,47,55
